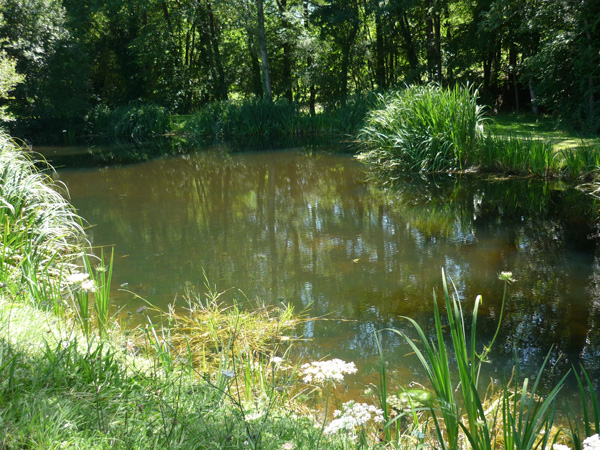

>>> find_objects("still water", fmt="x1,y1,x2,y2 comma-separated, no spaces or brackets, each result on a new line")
55,147,600,390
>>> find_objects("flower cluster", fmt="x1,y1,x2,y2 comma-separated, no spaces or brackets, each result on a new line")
553,445,571,450
66,272,95,292
324,401,384,436
300,359,357,385
584,435,600,450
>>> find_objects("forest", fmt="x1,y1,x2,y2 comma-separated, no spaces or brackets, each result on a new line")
0,0,599,142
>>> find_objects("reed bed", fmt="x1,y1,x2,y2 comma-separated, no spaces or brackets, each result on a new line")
0,133,85,295
358,84,486,172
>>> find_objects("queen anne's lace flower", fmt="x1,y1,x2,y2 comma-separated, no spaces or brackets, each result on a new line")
324,401,384,436
80,279,96,292
300,359,357,385
66,272,89,284
584,434,600,450
553,445,571,450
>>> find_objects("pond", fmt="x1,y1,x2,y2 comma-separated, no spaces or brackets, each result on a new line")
53,146,600,394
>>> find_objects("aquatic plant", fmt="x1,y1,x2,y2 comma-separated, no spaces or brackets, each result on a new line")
300,358,357,385
377,270,571,450
358,83,486,172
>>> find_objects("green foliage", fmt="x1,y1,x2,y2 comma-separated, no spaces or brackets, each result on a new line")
359,84,485,172
0,133,85,292
478,135,557,177
0,49,23,123
379,271,570,449
89,104,172,140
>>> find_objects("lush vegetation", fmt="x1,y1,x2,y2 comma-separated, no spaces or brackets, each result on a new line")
357,84,600,180
0,0,598,141
359,84,485,172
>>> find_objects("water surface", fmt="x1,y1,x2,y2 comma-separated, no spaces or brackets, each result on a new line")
55,147,600,391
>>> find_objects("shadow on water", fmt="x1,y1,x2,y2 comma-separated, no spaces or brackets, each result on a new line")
52,144,600,394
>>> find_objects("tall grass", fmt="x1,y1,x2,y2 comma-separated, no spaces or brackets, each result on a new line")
0,133,86,297
359,84,486,172
378,271,574,449
478,135,558,177
184,98,309,141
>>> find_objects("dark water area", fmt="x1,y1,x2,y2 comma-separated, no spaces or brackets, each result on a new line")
53,146,600,397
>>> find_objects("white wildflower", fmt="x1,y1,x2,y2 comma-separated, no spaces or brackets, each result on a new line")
498,271,515,282
220,369,235,379
245,410,266,422
324,401,384,436
553,445,571,450
282,442,293,450
66,272,89,284
271,356,283,365
584,434,600,450
80,279,96,292
300,359,357,385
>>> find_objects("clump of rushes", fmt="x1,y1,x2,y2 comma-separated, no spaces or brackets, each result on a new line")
158,283,308,374
377,270,570,450
183,98,304,141
0,133,86,299
89,104,171,140
478,134,557,177
358,83,485,173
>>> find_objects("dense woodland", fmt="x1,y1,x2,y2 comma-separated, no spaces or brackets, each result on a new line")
0,0,599,139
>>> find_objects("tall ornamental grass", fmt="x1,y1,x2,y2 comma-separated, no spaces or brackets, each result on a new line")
359,84,486,172
0,133,86,293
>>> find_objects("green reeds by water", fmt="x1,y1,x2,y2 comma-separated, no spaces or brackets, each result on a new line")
182,96,374,142
359,84,486,172
0,133,85,297
374,271,600,450
478,135,558,177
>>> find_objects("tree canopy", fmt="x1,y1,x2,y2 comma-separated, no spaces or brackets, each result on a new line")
0,0,598,135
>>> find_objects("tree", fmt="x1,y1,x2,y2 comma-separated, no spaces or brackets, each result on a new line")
0,49,23,123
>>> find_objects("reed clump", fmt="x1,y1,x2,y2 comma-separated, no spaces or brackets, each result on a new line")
358,84,486,172
0,133,86,295
162,288,306,372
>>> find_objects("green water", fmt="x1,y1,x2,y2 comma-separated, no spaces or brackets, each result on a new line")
54,147,600,391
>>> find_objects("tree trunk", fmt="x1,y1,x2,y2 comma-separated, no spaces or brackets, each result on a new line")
246,29,263,98
277,0,293,101
529,79,538,115
257,0,272,101
425,0,436,81
434,3,442,82
304,1,315,115
207,1,227,100
509,45,519,111
399,12,420,81
375,6,386,89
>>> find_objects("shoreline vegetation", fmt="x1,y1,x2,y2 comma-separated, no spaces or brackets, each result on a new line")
78,84,600,188
2,126,600,448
